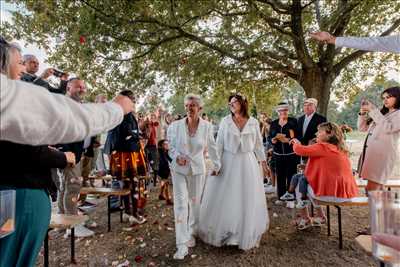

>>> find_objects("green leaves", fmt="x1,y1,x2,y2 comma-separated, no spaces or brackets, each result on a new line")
3,0,398,115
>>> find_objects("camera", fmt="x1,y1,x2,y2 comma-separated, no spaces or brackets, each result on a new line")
53,69,65,78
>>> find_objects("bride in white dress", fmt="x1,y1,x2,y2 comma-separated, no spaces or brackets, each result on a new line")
199,93,269,250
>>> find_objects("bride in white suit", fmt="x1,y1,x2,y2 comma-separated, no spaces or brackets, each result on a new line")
167,94,220,260
199,93,269,250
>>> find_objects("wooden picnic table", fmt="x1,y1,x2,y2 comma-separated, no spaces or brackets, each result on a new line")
80,187,131,231
80,187,131,196
356,179,400,190
44,214,88,267
355,235,373,255
355,235,387,267
313,197,369,249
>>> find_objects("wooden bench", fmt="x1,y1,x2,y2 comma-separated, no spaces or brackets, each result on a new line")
44,214,88,267
80,187,131,232
357,179,400,190
313,197,369,249
355,235,386,267
355,235,373,255
88,174,114,187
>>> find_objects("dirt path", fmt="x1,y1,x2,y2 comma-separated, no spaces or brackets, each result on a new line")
37,132,377,267
37,189,374,267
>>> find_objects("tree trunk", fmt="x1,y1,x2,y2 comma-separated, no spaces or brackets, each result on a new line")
298,67,334,117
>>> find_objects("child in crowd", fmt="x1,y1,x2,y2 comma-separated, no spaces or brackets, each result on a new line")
157,139,173,205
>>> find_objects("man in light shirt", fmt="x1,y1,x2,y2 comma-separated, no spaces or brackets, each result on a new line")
1,74,133,145
310,32,400,53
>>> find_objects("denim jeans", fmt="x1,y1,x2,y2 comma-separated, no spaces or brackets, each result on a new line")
290,173,308,197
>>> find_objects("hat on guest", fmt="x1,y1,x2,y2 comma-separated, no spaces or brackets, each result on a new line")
304,98,318,106
275,102,289,112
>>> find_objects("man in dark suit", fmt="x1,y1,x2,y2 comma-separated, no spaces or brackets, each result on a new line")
297,98,327,145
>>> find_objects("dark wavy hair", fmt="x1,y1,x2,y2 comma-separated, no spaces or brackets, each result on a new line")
119,89,135,102
0,36,9,72
229,93,249,118
381,86,400,114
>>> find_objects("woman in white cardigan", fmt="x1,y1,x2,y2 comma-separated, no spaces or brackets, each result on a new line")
167,94,220,260
199,93,269,250
358,87,400,191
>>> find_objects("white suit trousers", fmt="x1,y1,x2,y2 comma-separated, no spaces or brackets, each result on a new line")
172,171,205,246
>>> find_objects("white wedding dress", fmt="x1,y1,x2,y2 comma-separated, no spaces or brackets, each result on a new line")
198,116,269,250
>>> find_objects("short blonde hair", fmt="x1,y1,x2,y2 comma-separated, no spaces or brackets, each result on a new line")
0,39,21,77
184,94,203,108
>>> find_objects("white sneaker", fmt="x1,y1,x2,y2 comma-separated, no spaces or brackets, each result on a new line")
296,200,311,209
173,245,188,260
280,192,295,201
128,215,147,225
264,185,275,194
286,201,295,209
274,200,285,205
122,213,131,222
186,237,196,248
74,224,95,238
63,229,71,238
85,221,98,228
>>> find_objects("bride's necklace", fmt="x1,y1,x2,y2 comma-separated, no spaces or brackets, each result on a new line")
186,118,199,137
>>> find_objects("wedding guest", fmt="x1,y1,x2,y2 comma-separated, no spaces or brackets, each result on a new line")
199,93,269,250
167,94,220,260
289,122,358,230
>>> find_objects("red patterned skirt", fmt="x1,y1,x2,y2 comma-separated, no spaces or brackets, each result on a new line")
110,150,148,179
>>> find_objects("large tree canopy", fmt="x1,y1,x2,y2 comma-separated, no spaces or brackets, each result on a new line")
2,0,399,115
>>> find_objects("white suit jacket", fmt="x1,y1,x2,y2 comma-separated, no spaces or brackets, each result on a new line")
167,118,220,176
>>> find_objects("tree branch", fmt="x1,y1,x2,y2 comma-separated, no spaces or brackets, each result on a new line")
328,0,362,35
290,0,314,68
320,0,361,66
98,34,184,61
249,1,294,37
302,0,317,10
255,0,291,14
314,0,322,28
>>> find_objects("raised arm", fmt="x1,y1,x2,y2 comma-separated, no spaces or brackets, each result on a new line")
254,122,267,162
368,107,400,134
206,122,221,172
310,32,400,53
215,118,225,164
167,122,179,162
335,35,400,53
292,142,326,157
357,114,370,132
0,75,129,145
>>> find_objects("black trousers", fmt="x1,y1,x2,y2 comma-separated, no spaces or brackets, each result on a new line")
274,154,299,198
